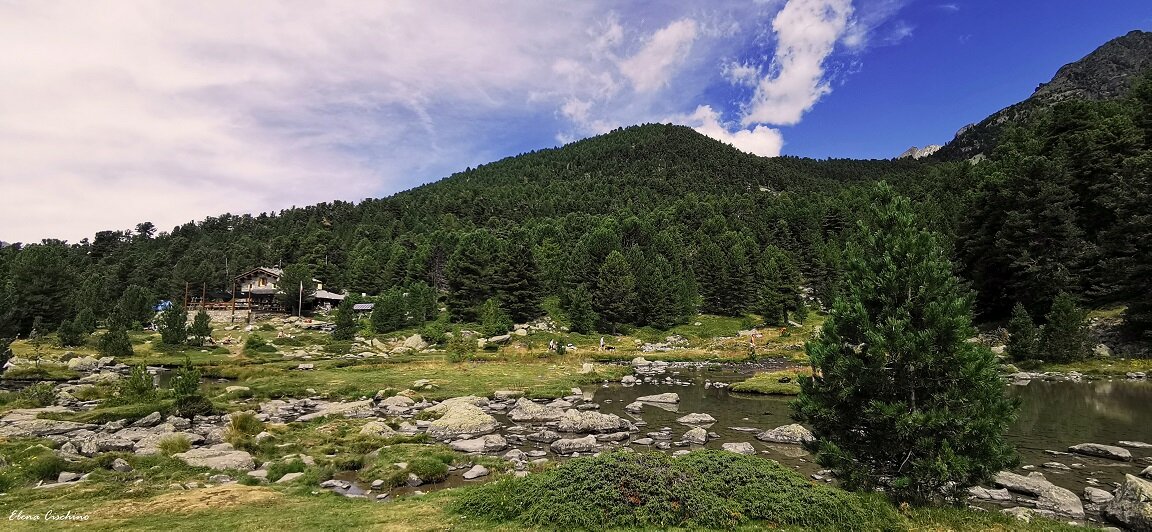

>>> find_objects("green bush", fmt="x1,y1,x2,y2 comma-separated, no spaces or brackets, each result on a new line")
272,336,304,347
25,454,68,482
106,365,156,406
16,382,57,407
407,457,449,483
244,334,276,354
450,450,901,531
323,341,352,355
57,319,86,347
98,326,134,357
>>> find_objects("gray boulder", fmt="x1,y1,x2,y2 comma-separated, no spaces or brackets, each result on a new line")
450,435,508,453
508,398,565,423
0,419,93,437
133,411,163,427
624,402,644,414
676,413,716,425
463,464,490,479
550,435,597,455
526,429,561,443
1084,486,1115,504
755,424,815,445
1069,443,1132,461
359,421,397,437
635,393,679,404
426,403,499,439
721,442,756,455
1104,474,1152,530
173,445,256,471
557,409,631,434
994,471,1084,519
682,427,707,445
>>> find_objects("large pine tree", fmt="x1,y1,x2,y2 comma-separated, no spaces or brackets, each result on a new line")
795,184,1017,504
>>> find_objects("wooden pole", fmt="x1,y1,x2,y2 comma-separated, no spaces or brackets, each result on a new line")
200,283,207,311
230,279,236,323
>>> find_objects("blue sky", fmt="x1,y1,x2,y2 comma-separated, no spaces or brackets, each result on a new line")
1,1,1150,243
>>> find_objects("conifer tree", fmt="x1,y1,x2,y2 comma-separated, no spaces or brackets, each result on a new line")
331,298,357,341
275,264,316,316
1006,302,1040,362
594,250,636,332
372,289,406,334
99,326,134,357
479,297,512,337
189,308,212,346
158,303,188,345
1040,292,1089,363
795,184,1017,504
565,285,598,334
57,318,85,347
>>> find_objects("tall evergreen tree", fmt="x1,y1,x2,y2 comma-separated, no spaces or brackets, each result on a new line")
275,263,316,316
1040,292,1090,363
157,303,188,345
1006,302,1040,362
331,298,357,341
795,184,1017,504
371,289,406,334
189,308,212,346
116,284,156,329
565,284,598,334
594,250,636,332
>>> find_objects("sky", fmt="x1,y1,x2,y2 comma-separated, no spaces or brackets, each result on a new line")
1,0,1150,244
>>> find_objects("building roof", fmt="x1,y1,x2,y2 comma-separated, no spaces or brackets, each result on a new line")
314,290,346,301
353,303,375,311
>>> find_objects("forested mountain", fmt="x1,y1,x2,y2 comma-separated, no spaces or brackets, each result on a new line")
1,32,1151,350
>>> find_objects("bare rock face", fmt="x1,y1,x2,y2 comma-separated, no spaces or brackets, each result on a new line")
426,403,499,439
755,424,814,445
1104,474,1152,530
993,471,1084,519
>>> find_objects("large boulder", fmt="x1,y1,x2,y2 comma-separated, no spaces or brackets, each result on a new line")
0,419,93,438
635,393,679,404
424,396,489,413
755,424,815,445
508,398,565,423
550,435,597,455
557,409,632,434
682,427,708,445
993,471,1084,519
450,435,508,453
359,421,397,437
1104,474,1152,530
426,403,499,439
1068,443,1132,461
174,445,255,471
676,413,716,425
377,395,415,408
298,400,376,422
66,356,101,371
402,334,428,351
722,442,757,455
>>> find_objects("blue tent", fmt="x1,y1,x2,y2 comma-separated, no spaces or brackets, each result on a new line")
154,300,173,311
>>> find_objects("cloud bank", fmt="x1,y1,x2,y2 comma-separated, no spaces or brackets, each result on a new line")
0,1,906,243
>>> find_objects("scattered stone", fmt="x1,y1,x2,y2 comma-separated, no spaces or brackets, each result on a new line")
525,429,561,443
1103,474,1152,530
634,393,679,404
632,438,654,446
1068,443,1132,461
508,398,565,423
359,421,397,437
557,409,631,434
111,458,133,472
1042,461,1071,470
225,385,251,394
320,479,350,489
492,390,523,401
1001,507,1034,523
755,424,814,445
208,474,234,483
621,376,637,385
296,363,314,370
722,442,756,455
173,447,256,471
624,402,644,414
133,411,163,427
463,465,490,480
425,403,500,439
1120,441,1152,449
57,472,82,483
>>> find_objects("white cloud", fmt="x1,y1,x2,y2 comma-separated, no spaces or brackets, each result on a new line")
682,105,784,156
741,0,854,126
618,19,700,93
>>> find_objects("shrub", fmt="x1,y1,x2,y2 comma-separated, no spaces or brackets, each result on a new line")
266,459,306,482
17,382,57,407
25,454,68,482
57,319,86,347
229,411,264,436
108,365,156,405
407,457,448,483
446,327,475,363
98,326,134,357
171,359,214,418
1040,292,1090,363
189,309,212,346
244,334,276,354
272,336,304,347
450,450,901,530
1007,302,1040,362
158,303,189,345
158,434,192,456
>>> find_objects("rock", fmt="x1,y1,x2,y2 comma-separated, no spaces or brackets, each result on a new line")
722,442,756,455
557,409,631,434
492,390,522,401
173,448,256,471
635,393,679,404
624,402,644,414
1094,344,1113,357
296,363,314,370
633,438,654,445
1001,507,1035,523
526,430,561,443
621,376,637,385
425,403,499,439
578,363,594,374
402,334,428,351
1069,443,1132,461
359,421,397,437
66,356,100,371
675,413,716,425
1143,466,1152,478
298,400,376,422
755,424,815,445
320,479,349,489
463,465,490,480
596,431,631,442
57,472,82,483
132,411,163,427
111,458,133,472
208,474,234,483
631,357,650,367
1042,461,1071,470
411,379,435,390
551,435,597,455
378,395,416,408
246,470,268,479
513,328,528,337
487,334,511,344
508,398,565,423
1085,486,1115,504
994,471,1084,519
1120,441,1152,449
1104,474,1152,530
276,472,305,484
450,435,508,453
169,417,191,430
682,427,707,445
406,473,424,487
225,385,251,394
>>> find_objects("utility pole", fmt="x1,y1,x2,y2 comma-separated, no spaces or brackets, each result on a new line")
298,280,303,317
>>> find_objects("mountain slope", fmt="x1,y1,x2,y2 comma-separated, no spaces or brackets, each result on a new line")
936,30,1152,160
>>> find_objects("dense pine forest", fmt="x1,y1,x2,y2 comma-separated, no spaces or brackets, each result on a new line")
2,72,1151,354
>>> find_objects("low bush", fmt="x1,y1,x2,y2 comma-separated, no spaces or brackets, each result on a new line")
729,369,810,395
158,434,192,456
272,336,304,347
450,450,901,531
266,459,306,482
407,457,449,483
16,381,57,407
244,335,277,354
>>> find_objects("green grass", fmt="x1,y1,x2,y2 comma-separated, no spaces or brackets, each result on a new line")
730,369,811,395
1042,357,1152,375
39,400,174,424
